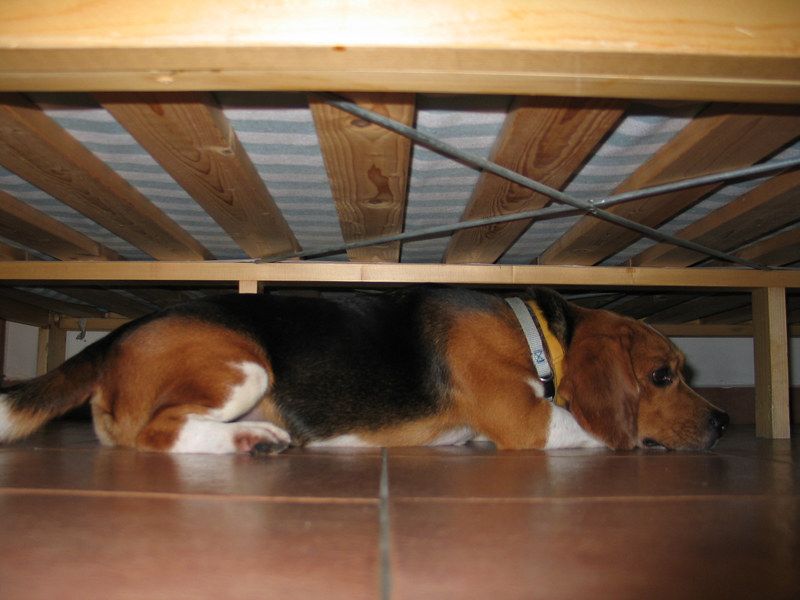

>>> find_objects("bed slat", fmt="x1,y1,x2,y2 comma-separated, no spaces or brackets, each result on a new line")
540,104,800,266
99,92,301,259
0,94,212,260
444,97,625,264
310,93,413,262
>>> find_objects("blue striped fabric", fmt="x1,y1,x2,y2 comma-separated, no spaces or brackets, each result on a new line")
0,94,786,269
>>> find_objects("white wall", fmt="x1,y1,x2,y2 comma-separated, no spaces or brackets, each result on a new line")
3,320,798,387
3,323,106,380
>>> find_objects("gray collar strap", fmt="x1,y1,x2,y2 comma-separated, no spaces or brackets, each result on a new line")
505,297,556,401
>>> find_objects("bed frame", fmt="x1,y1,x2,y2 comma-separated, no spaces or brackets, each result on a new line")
0,1,797,438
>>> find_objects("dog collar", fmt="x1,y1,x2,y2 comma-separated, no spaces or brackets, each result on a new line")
505,297,566,406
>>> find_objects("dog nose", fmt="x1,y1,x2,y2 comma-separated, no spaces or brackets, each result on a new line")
709,410,729,435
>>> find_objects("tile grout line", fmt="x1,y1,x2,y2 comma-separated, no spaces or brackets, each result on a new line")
379,448,392,600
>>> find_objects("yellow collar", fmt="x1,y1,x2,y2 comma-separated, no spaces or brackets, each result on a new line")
526,301,567,408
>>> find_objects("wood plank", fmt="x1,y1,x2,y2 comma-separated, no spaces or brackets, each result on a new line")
98,92,300,259
730,227,800,266
59,317,130,332
643,294,750,324
603,293,696,320
310,93,413,262
444,97,624,264
0,294,50,327
632,170,800,267
539,104,800,266
35,326,48,375
53,287,157,318
0,241,32,261
752,287,791,439
45,315,67,372
0,261,799,290
0,93,212,260
0,1,798,103
0,288,106,318
654,323,800,337
0,189,122,261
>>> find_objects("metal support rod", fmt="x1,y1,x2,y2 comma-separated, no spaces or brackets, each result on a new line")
261,156,800,263
270,93,773,269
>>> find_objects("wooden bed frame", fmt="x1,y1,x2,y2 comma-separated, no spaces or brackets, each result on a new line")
0,1,797,438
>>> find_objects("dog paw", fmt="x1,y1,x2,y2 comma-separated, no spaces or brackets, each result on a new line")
232,422,291,455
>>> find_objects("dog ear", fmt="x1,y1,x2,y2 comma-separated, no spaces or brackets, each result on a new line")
558,331,639,450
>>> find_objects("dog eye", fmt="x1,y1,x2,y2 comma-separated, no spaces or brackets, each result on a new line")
651,366,673,388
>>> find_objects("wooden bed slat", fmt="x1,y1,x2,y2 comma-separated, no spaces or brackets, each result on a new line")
632,169,800,267
539,104,800,266
727,227,800,266
0,189,122,261
0,241,31,261
0,288,106,319
310,93,413,262
0,295,52,327
644,294,751,325
0,94,212,261
99,92,300,259
444,97,624,264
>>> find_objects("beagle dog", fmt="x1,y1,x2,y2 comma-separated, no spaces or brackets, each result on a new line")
0,287,728,453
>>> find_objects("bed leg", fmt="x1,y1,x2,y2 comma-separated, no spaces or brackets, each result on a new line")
752,287,790,439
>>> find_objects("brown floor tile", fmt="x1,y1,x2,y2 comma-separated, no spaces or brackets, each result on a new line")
0,446,382,499
0,493,379,600
390,497,800,600
4,420,100,450
388,451,798,499
711,426,799,464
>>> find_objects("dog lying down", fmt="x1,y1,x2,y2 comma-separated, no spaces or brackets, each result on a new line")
0,287,728,454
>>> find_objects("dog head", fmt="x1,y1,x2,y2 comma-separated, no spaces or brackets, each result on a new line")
552,299,728,451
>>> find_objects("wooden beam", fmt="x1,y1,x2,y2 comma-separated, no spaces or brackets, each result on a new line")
0,93,212,260
0,294,50,327
310,93,413,262
0,1,798,103
53,287,156,318
653,323,800,337
0,288,106,318
632,170,800,267
644,294,750,324
44,315,67,372
444,97,624,264
0,241,32,261
59,317,130,332
0,261,799,290
98,92,300,259
731,227,800,266
238,280,261,294
0,189,122,261
752,287,791,439
539,104,800,266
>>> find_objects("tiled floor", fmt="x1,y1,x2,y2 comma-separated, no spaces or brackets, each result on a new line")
1,423,798,599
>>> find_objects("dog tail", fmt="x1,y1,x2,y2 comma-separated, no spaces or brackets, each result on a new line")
0,332,120,443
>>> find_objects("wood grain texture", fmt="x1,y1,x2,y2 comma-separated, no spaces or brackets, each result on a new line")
540,104,800,266
98,92,300,259
632,170,800,267
0,261,799,289
1,1,798,102
0,189,121,261
444,97,624,264
310,93,413,262
729,227,800,266
752,287,791,439
0,94,211,260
